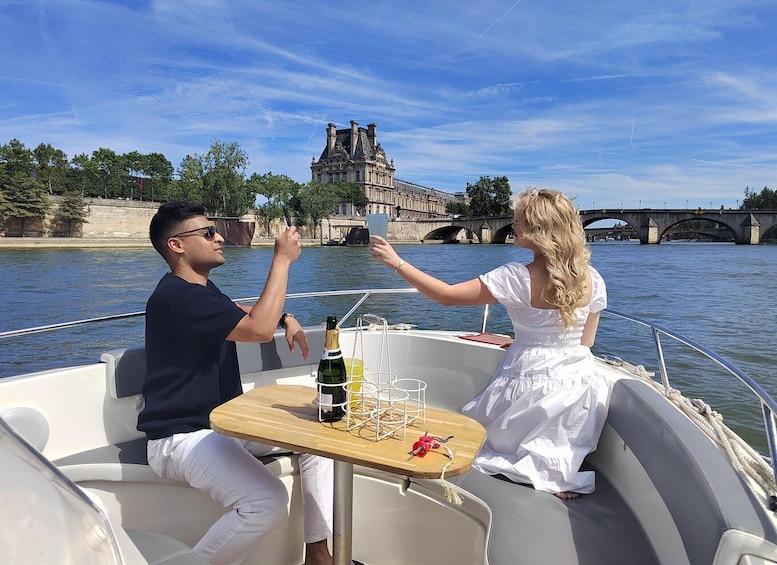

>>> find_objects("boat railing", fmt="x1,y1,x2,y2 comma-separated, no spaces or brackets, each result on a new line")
601,308,777,485
0,288,423,340
2,288,775,484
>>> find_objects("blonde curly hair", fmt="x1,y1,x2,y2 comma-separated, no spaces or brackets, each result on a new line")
513,188,591,328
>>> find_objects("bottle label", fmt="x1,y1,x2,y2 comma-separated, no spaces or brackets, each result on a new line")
321,347,342,360
319,392,334,411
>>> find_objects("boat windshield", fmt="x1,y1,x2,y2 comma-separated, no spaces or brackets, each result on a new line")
0,418,123,564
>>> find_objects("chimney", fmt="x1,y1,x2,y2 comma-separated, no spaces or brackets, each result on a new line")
350,120,359,157
367,123,377,150
327,123,337,153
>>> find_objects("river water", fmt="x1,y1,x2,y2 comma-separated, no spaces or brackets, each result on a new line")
1,241,775,449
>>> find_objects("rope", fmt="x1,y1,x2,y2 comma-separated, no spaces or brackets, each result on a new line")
609,359,777,500
438,445,463,506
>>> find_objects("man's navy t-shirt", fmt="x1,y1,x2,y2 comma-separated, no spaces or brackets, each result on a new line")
138,273,247,440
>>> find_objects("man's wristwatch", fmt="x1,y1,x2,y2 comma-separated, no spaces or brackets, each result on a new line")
278,312,294,328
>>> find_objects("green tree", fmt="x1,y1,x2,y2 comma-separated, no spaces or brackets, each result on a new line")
0,172,50,235
174,155,206,203
91,148,125,199
742,186,777,210
33,143,69,195
143,152,174,202
249,172,301,235
122,151,146,200
492,176,513,215
201,140,254,217
297,180,342,239
330,181,369,210
54,192,88,236
0,139,34,176
466,176,513,216
0,167,7,228
68,153,99,196
467,177,494,216
446,201,470,216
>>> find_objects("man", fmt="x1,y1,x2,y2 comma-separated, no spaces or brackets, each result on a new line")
138,201,333,565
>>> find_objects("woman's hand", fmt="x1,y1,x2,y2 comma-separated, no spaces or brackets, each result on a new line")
283,315,309,360
369,235,403,270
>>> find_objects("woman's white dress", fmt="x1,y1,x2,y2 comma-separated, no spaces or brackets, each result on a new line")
462,263,609,494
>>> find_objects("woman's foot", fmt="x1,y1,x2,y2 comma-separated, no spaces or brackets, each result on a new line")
555,491,580,500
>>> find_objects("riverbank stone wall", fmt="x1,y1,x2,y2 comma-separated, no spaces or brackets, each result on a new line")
0,197,433,246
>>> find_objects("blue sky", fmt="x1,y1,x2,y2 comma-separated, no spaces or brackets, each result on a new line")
1,0,775,209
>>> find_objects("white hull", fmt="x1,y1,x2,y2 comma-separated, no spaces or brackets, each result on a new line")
2,291,776,564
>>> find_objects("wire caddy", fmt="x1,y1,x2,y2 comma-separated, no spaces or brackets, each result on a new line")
318,314,427,441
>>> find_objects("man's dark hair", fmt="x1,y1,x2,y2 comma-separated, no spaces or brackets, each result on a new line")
150,201,206,257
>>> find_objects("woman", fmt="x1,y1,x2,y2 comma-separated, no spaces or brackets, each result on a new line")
369,188,609,499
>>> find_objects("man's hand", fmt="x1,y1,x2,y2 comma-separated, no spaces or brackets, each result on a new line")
274,225,302,265
283,315,309,359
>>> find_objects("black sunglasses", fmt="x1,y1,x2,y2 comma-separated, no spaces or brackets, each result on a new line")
170,225,219,240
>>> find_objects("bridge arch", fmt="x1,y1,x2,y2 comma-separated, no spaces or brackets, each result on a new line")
414,210,777,245
492,223,515,244
580,209,777,244
662,218,735,242
422,225,468,243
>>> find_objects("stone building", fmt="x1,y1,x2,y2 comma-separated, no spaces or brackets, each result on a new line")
310,120,456,219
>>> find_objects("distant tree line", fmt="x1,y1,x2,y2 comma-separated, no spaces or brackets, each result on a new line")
741,186,777,210
444,176,512,217
0,138,367,238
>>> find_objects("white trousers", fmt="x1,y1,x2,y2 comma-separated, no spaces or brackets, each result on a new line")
147,429,333,565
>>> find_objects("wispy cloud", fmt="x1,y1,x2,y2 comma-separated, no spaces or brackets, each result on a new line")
1,0,776,208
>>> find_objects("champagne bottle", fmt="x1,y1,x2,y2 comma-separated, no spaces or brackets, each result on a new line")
317,316,347,422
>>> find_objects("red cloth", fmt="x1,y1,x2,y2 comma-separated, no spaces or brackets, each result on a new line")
459,332,514,349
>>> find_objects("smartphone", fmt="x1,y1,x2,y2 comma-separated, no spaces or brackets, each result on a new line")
283,205,292,227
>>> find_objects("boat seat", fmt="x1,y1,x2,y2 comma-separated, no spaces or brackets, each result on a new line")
428,377,777,565
443,466,659,565
99,326,326,401
86,333,327,483
54,436,297,484
600,378,777,564
235,327,325,377
124,529,210,565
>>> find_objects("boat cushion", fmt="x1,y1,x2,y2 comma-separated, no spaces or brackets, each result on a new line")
606,378,777,564
54,437,297,484
235,327,325,375
101,327,326,400
102,347,146,399
450,467,659,565
125,529,209,565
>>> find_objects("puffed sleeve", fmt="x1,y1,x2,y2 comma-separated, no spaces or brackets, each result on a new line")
479,263,530,307
589,267,607,313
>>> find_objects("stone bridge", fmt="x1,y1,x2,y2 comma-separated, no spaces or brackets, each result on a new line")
400,209,777,244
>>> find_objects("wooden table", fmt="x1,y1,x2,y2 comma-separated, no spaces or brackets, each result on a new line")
210,384,487,565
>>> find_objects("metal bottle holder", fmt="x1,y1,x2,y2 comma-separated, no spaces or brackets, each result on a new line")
341,314,427,441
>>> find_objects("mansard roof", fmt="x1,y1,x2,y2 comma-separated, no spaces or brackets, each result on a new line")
394,178,458,202
317,124,386,164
